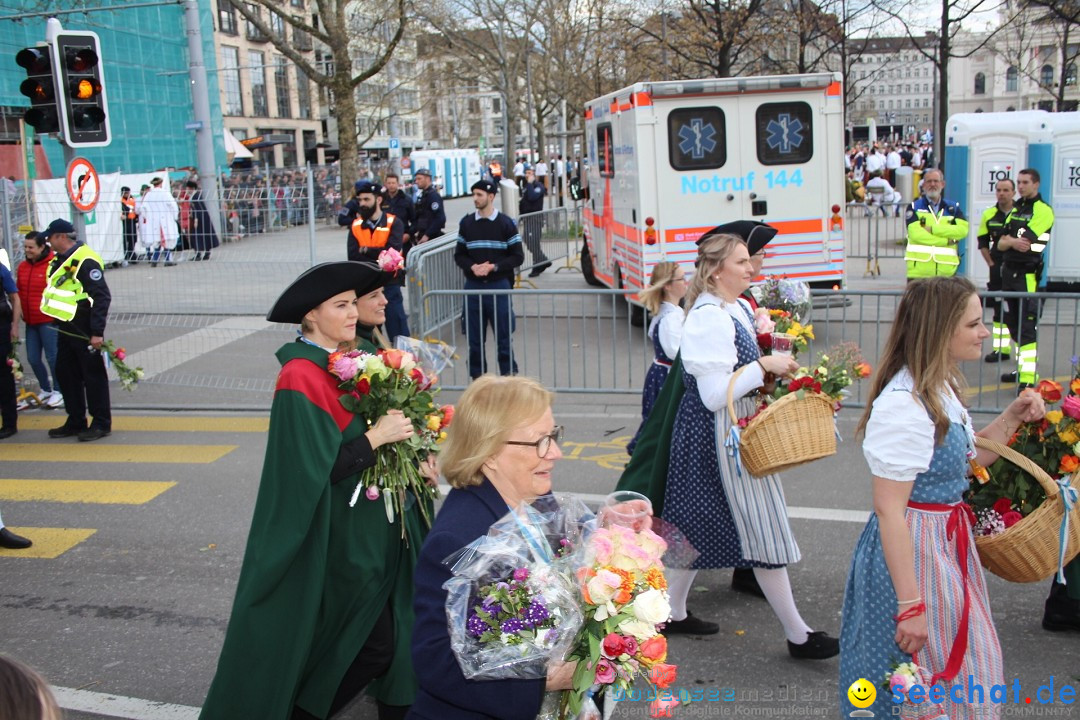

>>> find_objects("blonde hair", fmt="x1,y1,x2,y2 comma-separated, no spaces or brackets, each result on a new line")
638,262,682,314
439,375,553,488
684,233,745,310
856,276,977,445
0,655,62,720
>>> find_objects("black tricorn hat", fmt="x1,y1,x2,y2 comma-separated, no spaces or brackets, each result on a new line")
267,261,390,323
697,220,778,256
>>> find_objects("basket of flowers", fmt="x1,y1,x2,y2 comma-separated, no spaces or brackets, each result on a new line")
966,365,1080,583
726,342,871,478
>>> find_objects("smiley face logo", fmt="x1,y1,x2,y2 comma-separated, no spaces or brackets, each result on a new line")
848,678,876,709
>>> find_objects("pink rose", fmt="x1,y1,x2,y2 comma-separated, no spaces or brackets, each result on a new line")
377,247,404,272
331,355,359,381
513,567,530,582
365,486,380,500
1063,395,1080,421
594,658,616,685
1002,510,1023,528
622,636,638,657
114,348,127,361
589,532,615,565
601,633,625,659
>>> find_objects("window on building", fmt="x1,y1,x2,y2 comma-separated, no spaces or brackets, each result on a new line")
1006,66,1018,92
878,85,884,94
1040,64,1054,87
221,46,243,116
887,99,893,109
905,99,911,108
270,10,285,37
291,0,304,6
249,50,268,116
218,0,237,34
755,101,813,166
245,3,266,41
974,72,985,95
297,70,311,119
924,83,929,92
923,98,929,107
292,16,312,50
667,107,726,171
1067,64,1078,85
274,57,291,118
904,84,910,93
468,98,480,114
878,100,884,109
1064,100,1079,111
492,96,501,113
1037,100,1054,111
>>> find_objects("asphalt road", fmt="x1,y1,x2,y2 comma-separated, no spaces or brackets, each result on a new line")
2,195,1077,719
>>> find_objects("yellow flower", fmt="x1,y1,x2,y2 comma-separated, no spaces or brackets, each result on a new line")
426,415,442,432
801,324,815,340
1046,410,1064,425
1059,427,1080,445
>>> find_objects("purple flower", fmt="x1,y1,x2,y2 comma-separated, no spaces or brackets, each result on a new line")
482,596,499,612
524,601,550,626
501,618,525,634
513,567,530,582
467,613,487,637
544,628,558,644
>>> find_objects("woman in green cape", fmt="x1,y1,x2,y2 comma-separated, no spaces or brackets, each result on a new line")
200,261,432,720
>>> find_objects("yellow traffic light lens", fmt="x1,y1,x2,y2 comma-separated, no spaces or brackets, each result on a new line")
76,79,94,99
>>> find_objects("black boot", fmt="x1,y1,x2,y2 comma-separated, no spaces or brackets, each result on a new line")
1042,579,1080,632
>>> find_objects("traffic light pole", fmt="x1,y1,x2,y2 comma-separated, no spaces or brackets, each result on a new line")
60,140,88,242
184,0,219,236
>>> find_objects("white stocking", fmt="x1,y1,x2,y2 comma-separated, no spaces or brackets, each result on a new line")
665,568,698,622
753,566,813,644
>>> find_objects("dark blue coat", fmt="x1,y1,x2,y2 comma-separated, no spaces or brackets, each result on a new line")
407,479,546,720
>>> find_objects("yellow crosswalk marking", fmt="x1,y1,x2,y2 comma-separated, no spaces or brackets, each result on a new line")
17,416,269,432
0,528,96,559
2,444,236,463
0,480,176,504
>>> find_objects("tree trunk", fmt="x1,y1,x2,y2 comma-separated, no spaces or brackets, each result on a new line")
936,5,949,174
1058,24,1071,111
334,70,359,195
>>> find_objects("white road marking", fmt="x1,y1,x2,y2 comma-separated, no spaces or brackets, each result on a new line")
53,687,200,720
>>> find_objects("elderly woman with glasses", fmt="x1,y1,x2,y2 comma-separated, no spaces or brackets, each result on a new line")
407,375,576,720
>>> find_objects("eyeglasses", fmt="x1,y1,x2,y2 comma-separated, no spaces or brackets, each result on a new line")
505,425,564,457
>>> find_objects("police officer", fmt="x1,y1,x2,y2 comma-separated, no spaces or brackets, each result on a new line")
977,178,1016,363
904,169,969,280
383,172,416,252
39,219,113,442
454,179,524,379
518,165,551,277
997,168,1054,389
342,180,409,341
120,186,138,265
411,168,445,248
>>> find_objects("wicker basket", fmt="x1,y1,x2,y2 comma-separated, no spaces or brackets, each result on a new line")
725,364,838,477
973,436,1080,583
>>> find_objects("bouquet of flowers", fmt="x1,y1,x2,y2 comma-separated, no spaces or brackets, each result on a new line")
560,523,678,719
880,661,947,720
7,339,23,382
967,362,1080,517
763,308,815,357
754,277,812,322
328,346,449,529
443,496,594,680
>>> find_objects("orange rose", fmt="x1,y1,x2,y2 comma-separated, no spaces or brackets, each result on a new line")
649,663,678,689
1037,380,1063,403
1060,455,1080,475
380,348,406,369
440,405,455,428
1071,378,1080,395
854,362,872,378
639,634,668,664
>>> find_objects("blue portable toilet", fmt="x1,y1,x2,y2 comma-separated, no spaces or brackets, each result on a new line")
1045,113,1080,286
944,111,1051,283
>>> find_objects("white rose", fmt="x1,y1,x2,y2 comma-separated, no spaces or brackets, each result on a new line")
618,618,659,641
631,588,671,625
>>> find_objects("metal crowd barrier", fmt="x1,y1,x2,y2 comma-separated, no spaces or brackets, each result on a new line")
845,202,908,274
517,206,582,277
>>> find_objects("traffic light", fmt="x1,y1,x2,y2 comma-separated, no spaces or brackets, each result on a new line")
16,45,60,134
53,30,110,147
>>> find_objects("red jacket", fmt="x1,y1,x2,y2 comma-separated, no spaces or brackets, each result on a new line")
16,249,55,326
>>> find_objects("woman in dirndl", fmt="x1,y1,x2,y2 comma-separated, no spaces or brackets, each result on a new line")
839,276,1045,719
661,232,840,659
627,261,687,455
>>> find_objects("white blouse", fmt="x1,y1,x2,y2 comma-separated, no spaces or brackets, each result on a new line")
681,293,765,413
863,368,973,482
649,301,684,359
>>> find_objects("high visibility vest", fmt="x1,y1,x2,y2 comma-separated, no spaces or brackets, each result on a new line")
40,244,103,322
122,196,136,220
352,212,396,249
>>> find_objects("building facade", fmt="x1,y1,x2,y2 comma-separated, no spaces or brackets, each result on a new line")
846,36,937,137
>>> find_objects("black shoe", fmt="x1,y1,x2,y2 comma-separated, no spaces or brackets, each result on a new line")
731,567,766,598
663,612,720,636
48,424,86,438
1001,370,1019,383
528,261,552,278
78,427,111,442
984,351,1011,363
1042,582,1080,632
0,527,32,550
164,262,177,267
787,631,840,660
193,253,202,261
0,427,16,440
203,253,210,261
151,262,158,268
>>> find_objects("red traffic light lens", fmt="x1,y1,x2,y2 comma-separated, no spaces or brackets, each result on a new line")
66,47,98,72
16,47,51,73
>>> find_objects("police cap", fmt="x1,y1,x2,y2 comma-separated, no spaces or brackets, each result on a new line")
39,218,75,240
414,167,432,178
355,180,383,196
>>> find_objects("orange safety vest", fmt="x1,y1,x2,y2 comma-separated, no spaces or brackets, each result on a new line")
490,162,502,176
122,196,136,220
351,212,397,249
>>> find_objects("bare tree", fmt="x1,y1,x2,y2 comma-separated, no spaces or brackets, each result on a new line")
1002,1,1080,111
226,0,407,193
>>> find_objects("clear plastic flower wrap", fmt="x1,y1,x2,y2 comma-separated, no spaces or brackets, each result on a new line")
442,495,596,680
394,336,456,378
753,277,813,322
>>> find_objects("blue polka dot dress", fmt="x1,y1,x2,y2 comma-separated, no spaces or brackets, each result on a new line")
839,382,1003,720
663,298,800,569
628,305,681,455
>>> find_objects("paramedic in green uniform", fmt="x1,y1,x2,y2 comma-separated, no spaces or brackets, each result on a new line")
200,261,431,720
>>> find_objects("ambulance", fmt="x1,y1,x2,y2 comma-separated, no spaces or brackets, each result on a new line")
581,73,847,320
